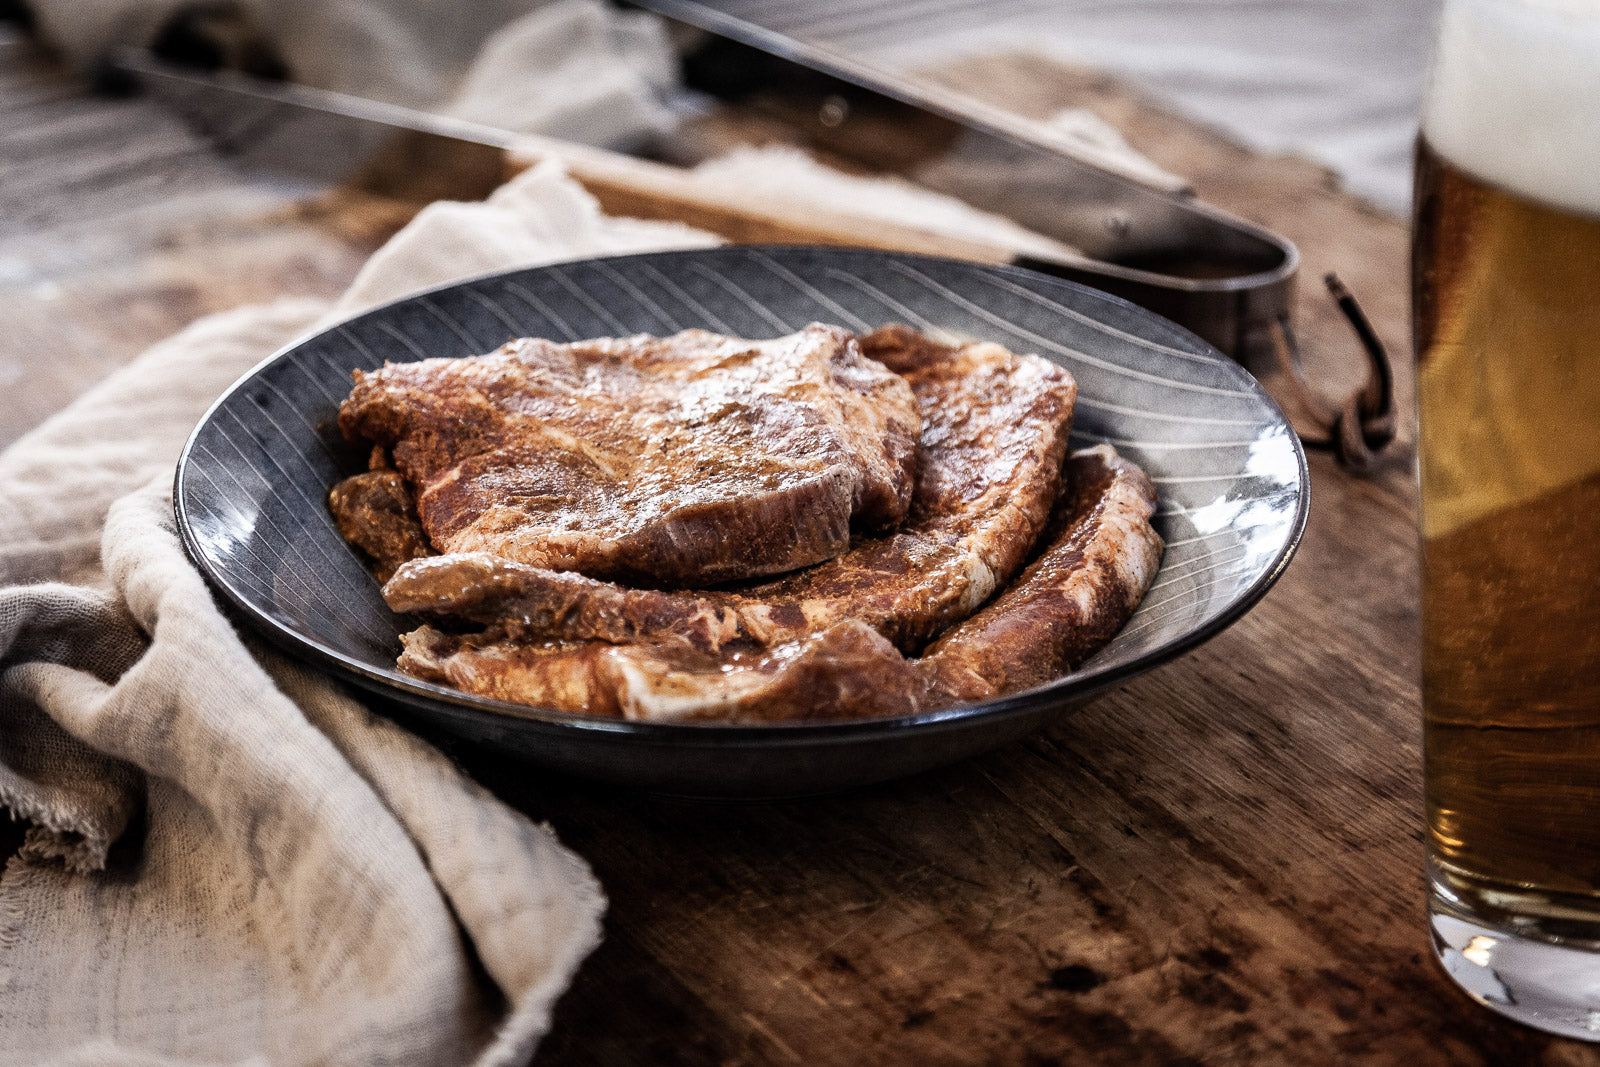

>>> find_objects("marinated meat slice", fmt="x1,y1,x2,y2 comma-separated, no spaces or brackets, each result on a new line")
393,446,1160,723
383,326,1078,652
398,620,920,723
598,621,922,722
327,470,434,582
383,552,788,653
919,445,1164,702
399,625,623,716
725,326,1080,647
337,323,920,587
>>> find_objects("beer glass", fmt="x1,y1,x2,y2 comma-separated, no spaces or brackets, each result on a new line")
1413,0,1600,1038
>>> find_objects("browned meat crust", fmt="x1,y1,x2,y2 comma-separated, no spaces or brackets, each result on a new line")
398,620,921,723
382,552,776,652
392,446,1161,722
327,470,434,583
337,323,920,587
382,327,1078,654
399,625,624,717
919,445,1164,703
739,327,1079,649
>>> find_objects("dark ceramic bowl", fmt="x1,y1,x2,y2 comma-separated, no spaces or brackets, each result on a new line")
175,246,1308,796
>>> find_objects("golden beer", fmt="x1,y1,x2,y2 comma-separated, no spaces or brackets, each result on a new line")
1416,138,1600,912
1414,0,1600,1035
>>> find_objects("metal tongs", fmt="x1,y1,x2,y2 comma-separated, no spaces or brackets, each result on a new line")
633,0,1397,469
109,18,1394,470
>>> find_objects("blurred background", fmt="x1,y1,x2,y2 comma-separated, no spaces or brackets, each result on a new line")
1,0,1431,449
17,0,1439,213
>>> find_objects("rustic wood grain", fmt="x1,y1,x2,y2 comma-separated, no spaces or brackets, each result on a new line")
4,29,1596,1066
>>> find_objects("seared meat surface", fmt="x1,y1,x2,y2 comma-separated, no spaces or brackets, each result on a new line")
919,445,1163,702
330,322,1164,722
383,326,1079,653
383,552,773,653
338,323,920,587
394,447,1160,721
399,619,923,724
327,469,434,583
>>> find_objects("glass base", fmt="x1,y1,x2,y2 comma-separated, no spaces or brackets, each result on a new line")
1430,870,1600,1041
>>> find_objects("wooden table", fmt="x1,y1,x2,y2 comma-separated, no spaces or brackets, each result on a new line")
4,25,1594,1066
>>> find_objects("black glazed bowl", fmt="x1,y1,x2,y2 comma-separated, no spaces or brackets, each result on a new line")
175,246,1308,796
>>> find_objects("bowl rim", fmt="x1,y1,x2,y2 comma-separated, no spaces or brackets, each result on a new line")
174,244,1311,744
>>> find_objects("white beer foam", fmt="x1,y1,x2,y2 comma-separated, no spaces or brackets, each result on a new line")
1423,0,1600,218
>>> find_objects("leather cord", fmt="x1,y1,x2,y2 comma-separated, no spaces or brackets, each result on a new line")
1260,273,1396,472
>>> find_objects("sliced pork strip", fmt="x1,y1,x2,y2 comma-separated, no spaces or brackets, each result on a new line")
397,620,920,723
382,552,785,653
919,446,1164,703
398,625,624,718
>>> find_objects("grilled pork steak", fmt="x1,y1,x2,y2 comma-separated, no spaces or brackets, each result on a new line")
337,323,920,587
384,326,1079,653
394,447,1161,722
918,445,1163,703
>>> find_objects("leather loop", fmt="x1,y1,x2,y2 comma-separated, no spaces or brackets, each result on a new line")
1255,274,1396,473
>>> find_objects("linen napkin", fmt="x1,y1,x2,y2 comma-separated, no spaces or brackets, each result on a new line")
0,161,716,1066
30,0,679,151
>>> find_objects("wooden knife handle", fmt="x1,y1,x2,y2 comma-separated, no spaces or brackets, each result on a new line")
505,136,1019,264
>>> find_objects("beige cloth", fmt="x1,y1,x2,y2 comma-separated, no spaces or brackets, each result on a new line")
0,161,716,1065
30,0,678,151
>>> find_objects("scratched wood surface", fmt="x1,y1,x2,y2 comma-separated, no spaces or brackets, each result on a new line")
2,25,1595,1067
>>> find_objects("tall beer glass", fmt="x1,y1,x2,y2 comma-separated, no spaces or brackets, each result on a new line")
1414,0,1600,1037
